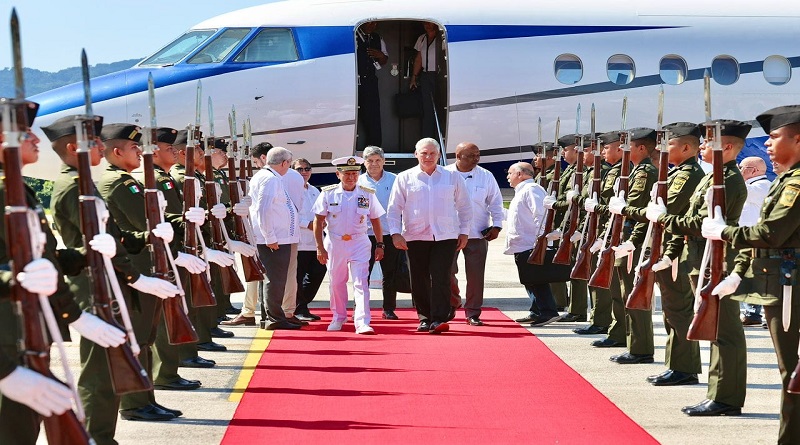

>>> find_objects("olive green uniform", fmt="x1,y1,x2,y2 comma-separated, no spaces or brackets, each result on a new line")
660,160,747,407
552,162,589,317
536,163,569,308
212,167,236,317
587,161,620,332
723,161,800,443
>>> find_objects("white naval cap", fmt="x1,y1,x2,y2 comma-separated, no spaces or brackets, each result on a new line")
332,156,364,171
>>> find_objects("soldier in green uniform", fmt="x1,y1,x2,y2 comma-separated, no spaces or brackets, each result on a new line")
702,106,800,441
604,128,659,363
649,119,750,416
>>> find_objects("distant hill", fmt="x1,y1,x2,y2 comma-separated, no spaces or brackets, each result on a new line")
0,58,142,97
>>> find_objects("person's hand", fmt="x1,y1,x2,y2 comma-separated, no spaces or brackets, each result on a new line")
701,206,727,241
569,230,583,243
232,202,250,217
483,227,500,242
89,233,117,258
316,247,328,265
175,252,206,274
205,249,234,267
240,196,253,208
17,258,58,295
0,367,73,417
210,203,227,220
227,240,257,257
266,243,279,251
70,312,125,348
543,195,557,210
609,196,626,215
129,276,179,299
646,198,667,223
374,245,384,262
546,229,562,242
589,239,603,254
651,256,672,272
566,189,578,203
151,222,174,244
456,234,468,251
612,241,635,259
712,272,742,297
185,206,206,225
391,233,408,251
409,76,418,90
584,197,598,213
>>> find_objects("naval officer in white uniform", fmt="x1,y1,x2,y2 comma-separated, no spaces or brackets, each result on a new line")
313,156,386,334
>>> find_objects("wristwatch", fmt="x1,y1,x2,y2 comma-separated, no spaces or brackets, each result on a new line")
376,242,385,249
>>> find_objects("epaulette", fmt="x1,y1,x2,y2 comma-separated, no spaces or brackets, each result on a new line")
322,184,338,191
358,185,375,194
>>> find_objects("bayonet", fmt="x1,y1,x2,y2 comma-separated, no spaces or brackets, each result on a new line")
590,103,596,139
11,9,24,99
230,106,238,145
704,69,712,123
195,80,202,128
208,97,215,141
554,117,560,146
81,50,93,117
621,96,628,132
575,104,581,135
657,85,664,131
537,117,542,144
148,74,157,129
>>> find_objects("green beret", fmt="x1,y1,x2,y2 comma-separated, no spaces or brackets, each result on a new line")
42,115,104,142
0,98,39,127
756,105,800,133
533,142,555,153
664,122,701,139
599,131,621,145
699,119,751,140
174,129,188,146
100,123,142,143
156,127,178,144
628,127,656,142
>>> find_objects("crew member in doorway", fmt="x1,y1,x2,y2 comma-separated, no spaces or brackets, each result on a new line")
410,22,442,143
357,21,388,147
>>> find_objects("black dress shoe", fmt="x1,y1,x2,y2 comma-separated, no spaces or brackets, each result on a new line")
217,315,232,323
429,321,450,334
152,402,183,418
515,314,537,323
683,399,741,416
681,399,710,413
646,369,672,383
591,338,625,348
197,341,227,352
225,306,240,315
210,327,235,338
306,312,321,321
651,370,699,386
530,315,561,327
265,320,302,330
447,307,457,322
573,325,608,335
610,352,654,364
294,313,315,322
466,316,484,326
120,404,175,421
417,320,431,332
154,377,202,391
558,313,587,322
382,310,399,320
288,316,309,326
180,356,216,368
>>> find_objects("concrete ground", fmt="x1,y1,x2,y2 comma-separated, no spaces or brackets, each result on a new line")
42,238,781,444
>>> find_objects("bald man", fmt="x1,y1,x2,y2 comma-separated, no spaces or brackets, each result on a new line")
738,156,772,326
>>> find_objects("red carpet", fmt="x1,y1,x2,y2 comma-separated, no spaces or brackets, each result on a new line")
222,308,658,444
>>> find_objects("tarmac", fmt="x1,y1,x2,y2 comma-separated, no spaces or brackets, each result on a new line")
41,231,782,445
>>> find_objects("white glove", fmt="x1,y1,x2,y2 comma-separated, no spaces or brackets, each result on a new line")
701,206,726,241
569,230,583,243
17,258,58,296
151,222,174,244
232,202,250,217
608,196,626,215
70,312,125,348
545,229,562,242
227,239,257,257
129,275,179,299
566,189,578,203
88,233,117,258
584,197,598,213
205,249,235,267
174,252,206,274
712,272,742,298
543,195,557,210
0,367,73,417
650,183,658,200
240,195,253,208
185,206,206,225
611,240,635,259
210,203,227,220
589,239,603,254
645,197,667,223
651,256,672,272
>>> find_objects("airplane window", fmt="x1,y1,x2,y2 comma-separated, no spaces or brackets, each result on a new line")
140,30,216,66
233,28,298,63
607,55,635,85
554,54,583,85
659,55,687,85
711,56,739,86
187,28,251,64
763,55,791,86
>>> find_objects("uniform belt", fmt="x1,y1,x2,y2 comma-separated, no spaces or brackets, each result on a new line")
752,248,800,259
329,233,367,241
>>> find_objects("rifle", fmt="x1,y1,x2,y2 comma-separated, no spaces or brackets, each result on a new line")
687,71,723,341
554,106,585,265
227,107,266,282
626,87,667,311
2,10,94,444
205,98,245,294
143,74,199,344
528,118,561,265
570,105,599,280
589,98,631,289
76,50,151,394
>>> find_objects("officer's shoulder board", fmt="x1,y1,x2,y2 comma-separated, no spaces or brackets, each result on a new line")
358,184,375,194
322,184,338,192
779,179,800,207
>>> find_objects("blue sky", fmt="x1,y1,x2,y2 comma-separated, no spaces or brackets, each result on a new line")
0,0,275,71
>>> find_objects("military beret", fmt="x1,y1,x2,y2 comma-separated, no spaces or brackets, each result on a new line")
174,129,188,146
100,123,142,143
533,142,555,153
698,119,751,140
628,127,656,142
599,131,621,145
756,105,800,133
558,134,579,147
0,99,39,127
664,122,701,139
584,133,602,147
332,155,364,171
156,127,178,144
214,138,228,150
41,115,103,141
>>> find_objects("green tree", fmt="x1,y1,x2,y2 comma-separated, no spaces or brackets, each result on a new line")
23,176,53,208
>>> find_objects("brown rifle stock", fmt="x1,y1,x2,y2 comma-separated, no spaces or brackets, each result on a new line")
570,139,602,280
227,138,266,282
554,136,585,265
528,153,561,265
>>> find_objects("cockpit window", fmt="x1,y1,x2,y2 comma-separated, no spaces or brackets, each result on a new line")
140,30,216,66
187,28,252,64
233,28,298,63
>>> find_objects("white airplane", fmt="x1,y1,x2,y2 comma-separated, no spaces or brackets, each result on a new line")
26,0,800,182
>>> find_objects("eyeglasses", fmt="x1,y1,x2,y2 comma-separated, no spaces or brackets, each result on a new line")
738,165,756,172
295,167,312,172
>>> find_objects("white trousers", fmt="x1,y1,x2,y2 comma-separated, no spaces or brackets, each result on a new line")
325,236,372,327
